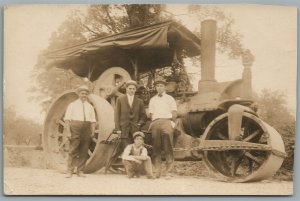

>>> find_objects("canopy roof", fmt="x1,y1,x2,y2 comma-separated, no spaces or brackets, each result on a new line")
46,21,201,81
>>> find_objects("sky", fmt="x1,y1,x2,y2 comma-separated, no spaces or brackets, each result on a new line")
4,4,297,123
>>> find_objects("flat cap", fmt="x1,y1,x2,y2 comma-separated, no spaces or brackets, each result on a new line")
125,80,138,88
154,77,167,85
133,131,145,139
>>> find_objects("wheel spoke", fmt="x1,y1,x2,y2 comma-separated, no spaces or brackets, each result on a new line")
217,131,227,140
231,153,244,176
58,138,69,150
243,130,260,142
92,137,97,143
259,134,268,144
245,152,263,165
50,132,64,138
248,158,253,173
57,119,66,127
243,120,250,136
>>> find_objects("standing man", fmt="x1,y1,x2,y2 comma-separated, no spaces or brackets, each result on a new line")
148,78,177,178
64,85,96,178
115,80,147,154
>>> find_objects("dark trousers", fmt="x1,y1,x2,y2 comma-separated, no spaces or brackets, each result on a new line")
67,121,92,173
115,125,138,157
149,119,174,176
123,157,153,178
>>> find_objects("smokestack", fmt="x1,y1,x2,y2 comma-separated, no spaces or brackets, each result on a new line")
201,20,216,81
241,50,254,99
198,20,218,93
187,20,219,112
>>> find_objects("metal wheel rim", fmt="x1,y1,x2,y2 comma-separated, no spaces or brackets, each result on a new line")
202,112,285,182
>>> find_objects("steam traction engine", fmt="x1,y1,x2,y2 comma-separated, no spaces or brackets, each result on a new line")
44,20,286,182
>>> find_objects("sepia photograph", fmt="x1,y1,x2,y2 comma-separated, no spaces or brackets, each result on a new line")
3,3,296,195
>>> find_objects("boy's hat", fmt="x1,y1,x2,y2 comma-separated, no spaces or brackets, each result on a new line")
133,131,145,139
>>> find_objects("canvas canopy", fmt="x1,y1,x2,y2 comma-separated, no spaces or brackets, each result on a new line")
46,21,201,81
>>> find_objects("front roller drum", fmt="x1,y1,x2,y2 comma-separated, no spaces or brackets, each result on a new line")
202,112,285,182
43,91,115,173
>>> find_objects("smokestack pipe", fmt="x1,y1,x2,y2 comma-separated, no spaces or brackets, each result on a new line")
198,20,217,93
187,20,219,112
201,20,216,82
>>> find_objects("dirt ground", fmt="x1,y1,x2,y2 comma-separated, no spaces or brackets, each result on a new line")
3,167,293,195
3,148,294,195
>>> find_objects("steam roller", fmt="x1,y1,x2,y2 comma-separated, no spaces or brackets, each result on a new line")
43,19,286,182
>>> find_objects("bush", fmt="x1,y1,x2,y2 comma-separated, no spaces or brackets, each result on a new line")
256,89,295,179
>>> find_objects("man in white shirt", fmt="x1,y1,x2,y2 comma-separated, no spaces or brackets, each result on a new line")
122,131,154,179
148,78,177,178
64,85,96,178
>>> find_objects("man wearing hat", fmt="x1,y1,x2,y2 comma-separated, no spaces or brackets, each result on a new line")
122,131,154,179
148,78,177,178
64,85,96,178
115,80,147,153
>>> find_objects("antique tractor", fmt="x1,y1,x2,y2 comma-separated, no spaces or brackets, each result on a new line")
44,20,286,182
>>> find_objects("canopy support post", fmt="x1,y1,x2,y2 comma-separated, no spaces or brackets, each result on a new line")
129,56,139,81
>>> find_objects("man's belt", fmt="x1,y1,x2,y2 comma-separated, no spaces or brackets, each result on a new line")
151,118,171,123
70,120,93,123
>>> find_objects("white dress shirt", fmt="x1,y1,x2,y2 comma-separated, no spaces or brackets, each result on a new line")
148,93,177,121
64,99,96,122
127,94,134,107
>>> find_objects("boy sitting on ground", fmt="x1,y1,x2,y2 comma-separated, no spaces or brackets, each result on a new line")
122,131,154,179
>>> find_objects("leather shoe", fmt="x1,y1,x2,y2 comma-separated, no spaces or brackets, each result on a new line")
147,175,155,179
76,171,86,177
166,162,174,173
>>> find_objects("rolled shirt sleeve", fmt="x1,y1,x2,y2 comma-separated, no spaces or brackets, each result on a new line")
121,145,136,161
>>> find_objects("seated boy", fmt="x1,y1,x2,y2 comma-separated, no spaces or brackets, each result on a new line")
122,131,154,179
